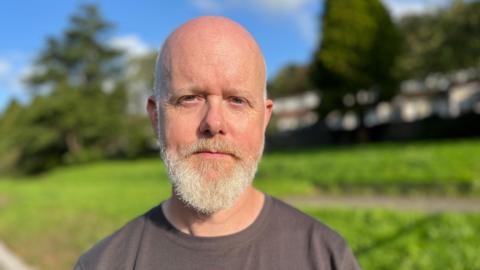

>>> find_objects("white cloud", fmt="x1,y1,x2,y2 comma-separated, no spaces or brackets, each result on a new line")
0,54,30,95
0,54,31,111
253,0,318,44
381,0,452,18
0,59,11,77
295,12,318,46
253,0,323,45
109,34,152,57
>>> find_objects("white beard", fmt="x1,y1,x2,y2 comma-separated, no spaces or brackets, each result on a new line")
160,139,262,215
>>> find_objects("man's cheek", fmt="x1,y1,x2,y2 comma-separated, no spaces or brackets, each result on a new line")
165,121,190,140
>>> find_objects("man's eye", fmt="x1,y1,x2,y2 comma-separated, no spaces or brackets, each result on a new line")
229,96,247,105
178,95,200,105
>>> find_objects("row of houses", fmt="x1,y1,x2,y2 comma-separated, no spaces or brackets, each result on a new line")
273,67,480,132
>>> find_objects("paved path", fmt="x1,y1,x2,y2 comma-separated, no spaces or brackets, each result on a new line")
284,195,480,212
0,242,33,270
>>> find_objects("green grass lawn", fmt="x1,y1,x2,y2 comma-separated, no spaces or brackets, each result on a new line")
308,208,480,270
0,139,480,269
258,139,480,196
0,159,171,269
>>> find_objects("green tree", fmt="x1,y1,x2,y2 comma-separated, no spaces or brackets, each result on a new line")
0,4,151,175
310,0,401,118
268,64,313,98
398,0,480,78
27,5,123,93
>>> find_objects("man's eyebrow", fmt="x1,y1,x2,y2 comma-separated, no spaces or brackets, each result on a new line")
164,87,202,99
223,88,255,99
171,87,255,97
224,88,260,107
167,87,259,104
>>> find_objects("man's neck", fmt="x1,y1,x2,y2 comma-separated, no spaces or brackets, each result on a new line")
162,186,265,237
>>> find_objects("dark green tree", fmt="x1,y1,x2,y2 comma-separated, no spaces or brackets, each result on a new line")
310,0,401,121
27,5,123,92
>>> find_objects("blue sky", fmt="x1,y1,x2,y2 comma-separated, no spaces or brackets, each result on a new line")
0,0,451,112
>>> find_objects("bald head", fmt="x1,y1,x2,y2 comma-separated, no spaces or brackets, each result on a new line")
153,16,267,99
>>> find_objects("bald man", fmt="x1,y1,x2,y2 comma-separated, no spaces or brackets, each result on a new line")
74,17,361,270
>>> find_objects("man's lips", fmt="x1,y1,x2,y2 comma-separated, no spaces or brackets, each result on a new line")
193,150,234,158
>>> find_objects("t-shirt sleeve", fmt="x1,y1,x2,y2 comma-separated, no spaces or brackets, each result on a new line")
338,244,362,270
326,229,362,270
72,260,85,270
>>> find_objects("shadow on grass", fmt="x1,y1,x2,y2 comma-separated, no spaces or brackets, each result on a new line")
354,213,441,257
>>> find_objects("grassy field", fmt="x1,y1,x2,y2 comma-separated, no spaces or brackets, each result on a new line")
0,160,171,270
258,139,480,196
308,208,480,270
0,139,479,269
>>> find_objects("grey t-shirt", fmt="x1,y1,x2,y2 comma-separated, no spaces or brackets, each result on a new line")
74,195,361,270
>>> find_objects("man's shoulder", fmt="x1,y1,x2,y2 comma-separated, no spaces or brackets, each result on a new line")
267,196,361,269
269,196,358,267
74,205,159,270
270,196,343,240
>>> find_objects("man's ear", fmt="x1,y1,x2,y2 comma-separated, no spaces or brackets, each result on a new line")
146,95,159,137
264,99,274,131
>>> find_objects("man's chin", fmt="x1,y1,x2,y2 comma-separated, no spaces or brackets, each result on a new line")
173,182,243,216
180,197,227,216
171,167,251,215
163,149,258,215
188,159,237,180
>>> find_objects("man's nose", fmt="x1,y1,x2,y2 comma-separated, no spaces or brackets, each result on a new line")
199,101,226,137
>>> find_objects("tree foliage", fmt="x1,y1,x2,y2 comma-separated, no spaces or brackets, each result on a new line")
398,0,480,78
310,0,401,115
268,64,313,98
0,5,152,175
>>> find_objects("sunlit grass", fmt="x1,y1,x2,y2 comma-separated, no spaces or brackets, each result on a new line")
0,159,171,270
306,208,480,270
259,139,480,195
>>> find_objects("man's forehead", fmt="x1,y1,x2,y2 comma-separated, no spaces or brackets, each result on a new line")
166,16,257,47
155,16,266,98
163,17,262,66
